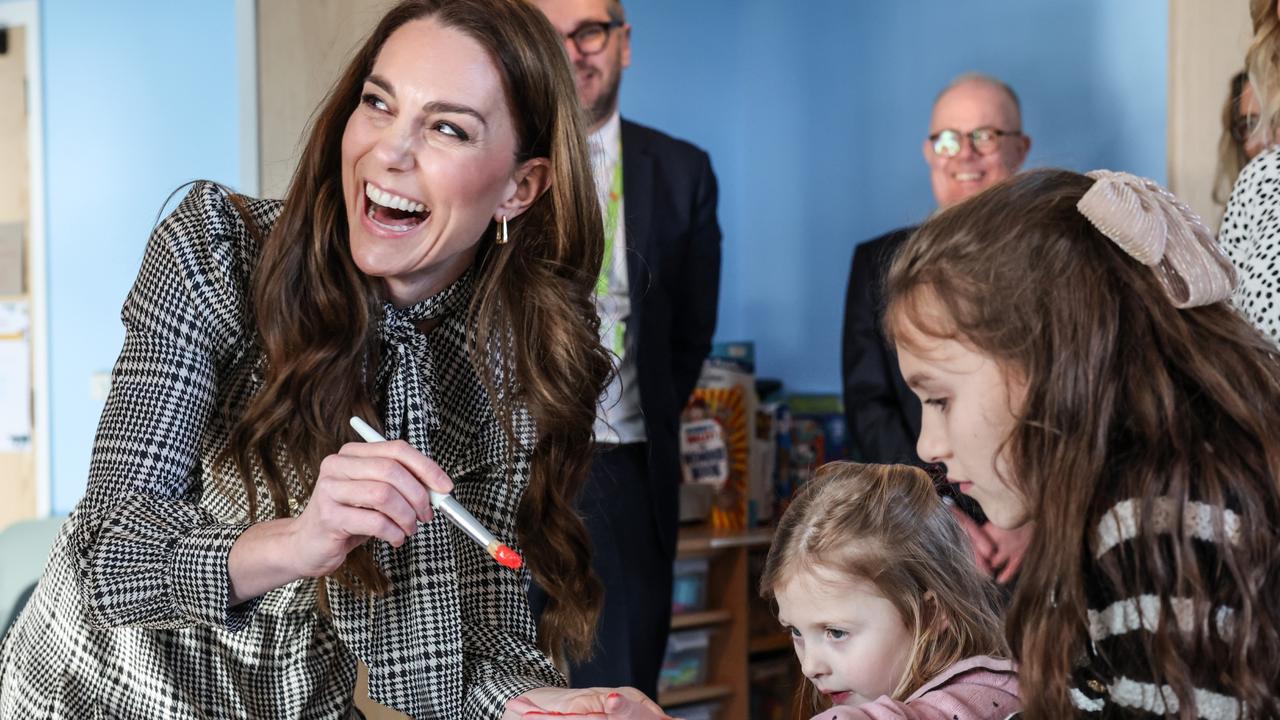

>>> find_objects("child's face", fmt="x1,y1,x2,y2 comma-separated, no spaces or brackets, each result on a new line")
775,568,913,707
895,304,1029,529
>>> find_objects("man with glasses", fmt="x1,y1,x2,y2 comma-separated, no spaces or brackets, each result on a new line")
843,72,1031,589
530,0,722,698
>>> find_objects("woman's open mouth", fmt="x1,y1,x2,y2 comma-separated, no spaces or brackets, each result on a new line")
364,181,429,233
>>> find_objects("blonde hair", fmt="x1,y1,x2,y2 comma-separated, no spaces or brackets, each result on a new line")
1247,0,1280,147
759,462,1007,701
1213,71,1251,207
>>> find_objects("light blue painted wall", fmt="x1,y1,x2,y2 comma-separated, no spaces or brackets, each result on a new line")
42,0,243,513
620,0,1168,393
32,1,1166,509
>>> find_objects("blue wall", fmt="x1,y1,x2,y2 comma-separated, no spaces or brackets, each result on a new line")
40,0,243,513
29,1,1166,510
620,0,1168,393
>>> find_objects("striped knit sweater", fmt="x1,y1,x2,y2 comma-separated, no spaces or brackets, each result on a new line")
1068,497,1246,719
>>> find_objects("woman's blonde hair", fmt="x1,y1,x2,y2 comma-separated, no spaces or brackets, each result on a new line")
1246,0,1280,147
759,462,1007,702
1213,71,1251,207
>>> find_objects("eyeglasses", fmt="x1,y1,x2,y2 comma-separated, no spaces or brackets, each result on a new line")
566,20,624,56
1232,113,1261,144
929,127,1023,158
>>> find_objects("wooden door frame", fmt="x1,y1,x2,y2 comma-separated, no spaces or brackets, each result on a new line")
0,0,48,517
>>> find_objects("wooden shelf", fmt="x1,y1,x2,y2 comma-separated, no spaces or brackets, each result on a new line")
676,524,774,554
667,523,777,718
671,608,732,629
658,683,733,708
749,632,791,655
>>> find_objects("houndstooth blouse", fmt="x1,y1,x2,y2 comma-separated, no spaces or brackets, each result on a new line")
1221,146,1280,344
0,182,563,719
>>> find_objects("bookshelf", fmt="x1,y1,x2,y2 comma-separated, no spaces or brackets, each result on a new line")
662,525,801,720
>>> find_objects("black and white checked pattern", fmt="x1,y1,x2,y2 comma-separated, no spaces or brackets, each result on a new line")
0,182,562,718
1221,147,1280,344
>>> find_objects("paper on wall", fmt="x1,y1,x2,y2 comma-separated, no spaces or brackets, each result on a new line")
0,300,32,452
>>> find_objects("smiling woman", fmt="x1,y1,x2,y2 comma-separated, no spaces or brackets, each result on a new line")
0,1,666,719
337,19,545,306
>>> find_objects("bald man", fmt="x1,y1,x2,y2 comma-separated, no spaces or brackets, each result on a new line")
842,73,1031,586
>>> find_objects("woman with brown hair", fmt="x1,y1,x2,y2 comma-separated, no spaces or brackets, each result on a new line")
0,1,661,717
887,168,1280,717
1220,0,1280,342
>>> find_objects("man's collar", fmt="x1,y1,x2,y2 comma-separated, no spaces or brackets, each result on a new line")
588,110,623,165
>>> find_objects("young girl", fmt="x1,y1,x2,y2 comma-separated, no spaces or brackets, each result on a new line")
760,461,1021,719
885,168,1280,717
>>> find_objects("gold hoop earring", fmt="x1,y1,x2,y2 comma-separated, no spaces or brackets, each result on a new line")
496,215,509,245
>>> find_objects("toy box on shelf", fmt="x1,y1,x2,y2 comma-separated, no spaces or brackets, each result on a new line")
782,393,848,501
679,341,759,531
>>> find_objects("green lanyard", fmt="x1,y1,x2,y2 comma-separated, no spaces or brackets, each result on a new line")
597,151,624,297
597,150,625,356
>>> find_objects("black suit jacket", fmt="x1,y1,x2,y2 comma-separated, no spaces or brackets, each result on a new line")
621,119,722,559
842,227,920,465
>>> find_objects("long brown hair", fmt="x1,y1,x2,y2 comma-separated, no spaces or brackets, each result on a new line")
884,169,1280,718
760,462,1007,703
225,0,610,661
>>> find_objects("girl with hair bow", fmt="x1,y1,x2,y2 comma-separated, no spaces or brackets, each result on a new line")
884,168,1279,719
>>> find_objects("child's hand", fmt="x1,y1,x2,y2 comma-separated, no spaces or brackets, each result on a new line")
507,688,677,720
986,522,1033,585
948,505,996,576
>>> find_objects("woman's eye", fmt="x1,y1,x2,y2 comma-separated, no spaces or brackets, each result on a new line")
361,93,389,113
434,121,469,141
786,626,801,638
924,397,949,410
826,628,848,640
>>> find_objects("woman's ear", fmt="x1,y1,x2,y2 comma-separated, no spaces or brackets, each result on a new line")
496,157,551,223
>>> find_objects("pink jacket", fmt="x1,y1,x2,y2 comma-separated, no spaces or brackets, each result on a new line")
806,656,1020,720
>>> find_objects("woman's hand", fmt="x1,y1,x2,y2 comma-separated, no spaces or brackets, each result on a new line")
506,687,674,720
228,439,453,604
287,439,453,577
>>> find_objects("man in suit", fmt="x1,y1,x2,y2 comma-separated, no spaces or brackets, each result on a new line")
530,0,722,697
842,73,1031,585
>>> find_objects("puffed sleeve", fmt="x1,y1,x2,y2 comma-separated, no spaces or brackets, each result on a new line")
1220,147,1280,344
73,181,263,631
456,446,565,718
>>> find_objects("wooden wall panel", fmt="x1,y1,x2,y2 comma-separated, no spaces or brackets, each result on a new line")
0,25,34,531
257,0,397,199
1167,0,1252,226
0,26,28,223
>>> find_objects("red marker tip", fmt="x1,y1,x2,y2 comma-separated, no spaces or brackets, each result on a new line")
493,544,523,569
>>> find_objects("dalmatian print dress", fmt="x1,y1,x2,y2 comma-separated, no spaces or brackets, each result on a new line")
1220,146,1280,343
